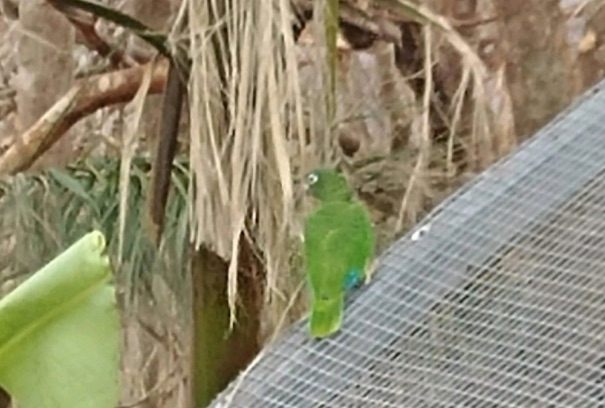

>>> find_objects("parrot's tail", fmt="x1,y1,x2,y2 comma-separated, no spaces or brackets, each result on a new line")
310,295,344,338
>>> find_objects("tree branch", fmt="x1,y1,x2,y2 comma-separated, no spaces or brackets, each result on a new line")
0,59,169,175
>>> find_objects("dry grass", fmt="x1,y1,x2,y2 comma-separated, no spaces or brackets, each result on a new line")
117,63,153,266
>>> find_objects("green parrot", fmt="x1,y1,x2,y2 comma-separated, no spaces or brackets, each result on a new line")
303,168,375,338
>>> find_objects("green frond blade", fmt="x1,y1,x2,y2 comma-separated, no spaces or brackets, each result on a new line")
0,231,119,408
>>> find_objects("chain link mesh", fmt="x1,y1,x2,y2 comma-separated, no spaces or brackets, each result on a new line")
210,80,605,407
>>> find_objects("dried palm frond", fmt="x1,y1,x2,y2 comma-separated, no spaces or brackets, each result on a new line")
184,0,320,331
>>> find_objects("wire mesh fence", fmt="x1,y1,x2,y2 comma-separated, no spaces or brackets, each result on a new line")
210,80,605,407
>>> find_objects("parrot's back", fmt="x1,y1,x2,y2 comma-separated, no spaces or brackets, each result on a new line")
304,201,374,338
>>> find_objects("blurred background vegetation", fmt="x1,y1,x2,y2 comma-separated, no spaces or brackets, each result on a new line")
0,0,604,407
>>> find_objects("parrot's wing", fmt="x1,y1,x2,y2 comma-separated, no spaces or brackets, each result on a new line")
334,202,375,284
304,201,375,337
350,201,375,269
304,207,353,337
304,215,347,297
304,202,375,293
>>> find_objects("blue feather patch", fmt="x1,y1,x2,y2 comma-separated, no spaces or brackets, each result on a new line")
344,268,363,291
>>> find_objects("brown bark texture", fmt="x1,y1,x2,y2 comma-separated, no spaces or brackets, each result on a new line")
0,59,168,175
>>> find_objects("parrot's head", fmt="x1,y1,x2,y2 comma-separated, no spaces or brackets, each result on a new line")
304,168,353,202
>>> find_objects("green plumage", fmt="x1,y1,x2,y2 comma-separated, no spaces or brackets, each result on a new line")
303,169,375,338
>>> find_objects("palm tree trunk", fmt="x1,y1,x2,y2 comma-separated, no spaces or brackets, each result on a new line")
191,243,263,407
